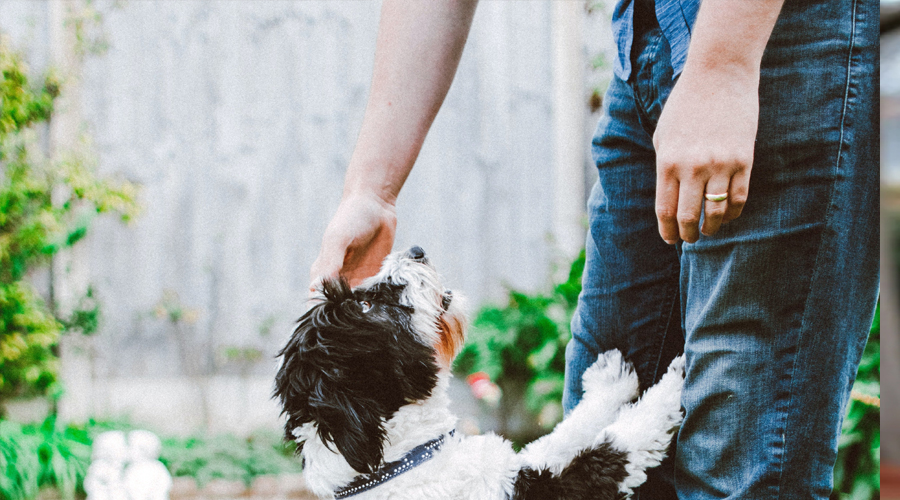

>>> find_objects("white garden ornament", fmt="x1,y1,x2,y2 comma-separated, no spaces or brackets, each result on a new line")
85,430,172,500
84,431,128,500
124,430,172,500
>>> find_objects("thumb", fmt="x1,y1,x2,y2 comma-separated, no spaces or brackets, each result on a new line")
309,240,348,296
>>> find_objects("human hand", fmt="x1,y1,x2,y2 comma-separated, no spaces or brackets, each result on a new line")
652,65,759,244
309,192,397,295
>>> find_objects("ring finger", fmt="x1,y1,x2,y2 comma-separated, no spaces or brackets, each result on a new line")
701,176,731,236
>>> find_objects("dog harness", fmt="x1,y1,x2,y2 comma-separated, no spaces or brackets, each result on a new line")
333,430,455,498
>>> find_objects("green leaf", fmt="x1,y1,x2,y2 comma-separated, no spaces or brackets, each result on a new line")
528,340,558,372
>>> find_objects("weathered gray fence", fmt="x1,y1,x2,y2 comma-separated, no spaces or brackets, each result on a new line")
0,0,613,435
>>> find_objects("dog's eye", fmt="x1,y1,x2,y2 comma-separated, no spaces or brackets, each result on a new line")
360,301,372,313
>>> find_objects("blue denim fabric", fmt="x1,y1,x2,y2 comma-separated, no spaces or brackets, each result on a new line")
564,1,879,499
611,0,699,81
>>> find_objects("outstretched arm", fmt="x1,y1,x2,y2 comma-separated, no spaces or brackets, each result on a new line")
653,0,785,244
310,0,478,291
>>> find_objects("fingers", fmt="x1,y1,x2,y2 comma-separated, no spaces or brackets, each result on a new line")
308,234,350,296
655,168,680,245
656,163,706,244
308,245,346,295
723,168,749,224
676,179,704,244
657,163,750,244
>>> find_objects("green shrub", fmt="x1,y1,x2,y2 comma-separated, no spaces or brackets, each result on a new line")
832,304,880,500
0,417,91,500
0,417,302,499
159,431,300,488
0,34,137,413
454,251,583,438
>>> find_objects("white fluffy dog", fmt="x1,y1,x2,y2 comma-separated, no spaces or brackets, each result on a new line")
274,247,684,500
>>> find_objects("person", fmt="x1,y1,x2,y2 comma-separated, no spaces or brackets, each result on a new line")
308,0,879,498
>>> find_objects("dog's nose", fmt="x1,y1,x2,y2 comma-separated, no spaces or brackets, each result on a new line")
406,246,426,261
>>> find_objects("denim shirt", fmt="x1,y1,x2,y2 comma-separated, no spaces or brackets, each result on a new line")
612,0,699,81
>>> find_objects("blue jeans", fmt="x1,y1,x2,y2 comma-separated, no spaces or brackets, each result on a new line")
562,1,879,498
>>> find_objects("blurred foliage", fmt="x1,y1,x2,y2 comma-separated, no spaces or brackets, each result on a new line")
218,345,265,366
832,304,880,500
0,35,137,413
160,431,301,488
585,0,611,113
0,417,91,500
455,251,584,433
57,287,100,336
457,251,881,497
0,417,301,499
153,289,199,326
66,0,113,57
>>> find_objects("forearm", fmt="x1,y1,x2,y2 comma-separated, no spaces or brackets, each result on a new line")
683,0,784,78
343,0,478,204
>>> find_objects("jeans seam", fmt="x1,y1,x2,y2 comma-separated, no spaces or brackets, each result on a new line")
651,259,681,384
775,1,859,498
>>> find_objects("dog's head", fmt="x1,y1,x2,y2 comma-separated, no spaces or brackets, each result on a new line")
273,246,465,473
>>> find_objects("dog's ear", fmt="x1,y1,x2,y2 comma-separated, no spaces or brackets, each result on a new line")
273,308,318,445
273,279,350,444
274,278,390,472
309,379,388,473
273,317,388,472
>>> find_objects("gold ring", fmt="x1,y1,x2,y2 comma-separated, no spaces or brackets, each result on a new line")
704,192,728,202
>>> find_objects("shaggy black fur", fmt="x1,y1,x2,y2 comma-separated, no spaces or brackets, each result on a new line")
273,277,440,474
511,441,630,500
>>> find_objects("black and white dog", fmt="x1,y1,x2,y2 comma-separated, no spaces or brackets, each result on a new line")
274,246,684,500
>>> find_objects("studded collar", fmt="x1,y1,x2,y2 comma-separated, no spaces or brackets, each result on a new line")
333,430,455,498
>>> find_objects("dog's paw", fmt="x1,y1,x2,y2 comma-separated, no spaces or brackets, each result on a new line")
639,355,685,422
667,354,686,375
582,350,638,403
646,354,685,397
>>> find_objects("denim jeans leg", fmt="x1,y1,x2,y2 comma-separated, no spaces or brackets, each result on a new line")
567,1,878,498
674,1,879,498
564,69,683,499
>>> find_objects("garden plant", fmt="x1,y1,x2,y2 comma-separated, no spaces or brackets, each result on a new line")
0,34,136,415
0,33,134,500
